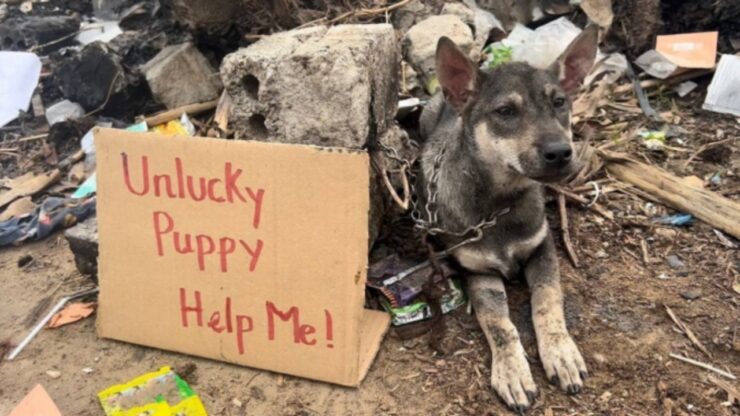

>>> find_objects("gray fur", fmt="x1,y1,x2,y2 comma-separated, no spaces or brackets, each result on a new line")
419,30,597,411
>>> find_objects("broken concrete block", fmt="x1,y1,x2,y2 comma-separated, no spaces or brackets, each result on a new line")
65,216,98,281
143,43,222,109
221,24,399,148
403,15,474,77
0,15,80,52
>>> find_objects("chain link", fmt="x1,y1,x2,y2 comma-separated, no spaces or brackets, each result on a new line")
377,140,510,250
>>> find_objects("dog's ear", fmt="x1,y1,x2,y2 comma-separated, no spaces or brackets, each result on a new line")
550,25,599,95
436,37,478,111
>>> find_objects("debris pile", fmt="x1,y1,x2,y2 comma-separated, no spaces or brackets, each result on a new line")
0,0,738,414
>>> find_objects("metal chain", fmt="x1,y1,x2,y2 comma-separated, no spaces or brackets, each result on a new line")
377,140,510,250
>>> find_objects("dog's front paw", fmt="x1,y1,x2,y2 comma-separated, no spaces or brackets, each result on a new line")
490,344,538,412
539,334,588,394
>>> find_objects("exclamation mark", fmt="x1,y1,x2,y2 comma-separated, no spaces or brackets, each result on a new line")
324,309,334,348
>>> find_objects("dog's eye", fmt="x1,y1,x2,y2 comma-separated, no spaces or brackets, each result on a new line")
553,97,566,108
495,106,516,117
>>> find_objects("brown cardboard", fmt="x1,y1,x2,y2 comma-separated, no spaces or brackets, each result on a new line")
95,128,389,386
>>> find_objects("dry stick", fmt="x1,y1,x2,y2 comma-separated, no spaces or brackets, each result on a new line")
664,304,712,359
547,185,614,221
600,150,740,239
669,353,736,380
27,30,82,53
681,138,735,170
297,0,414,28
558,193,579,268
83,72,122,117
143,100,218,126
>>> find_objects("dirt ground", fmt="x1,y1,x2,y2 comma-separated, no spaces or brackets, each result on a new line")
1,169,739,415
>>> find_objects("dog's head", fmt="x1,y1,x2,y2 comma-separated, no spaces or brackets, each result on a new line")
435,26,598,183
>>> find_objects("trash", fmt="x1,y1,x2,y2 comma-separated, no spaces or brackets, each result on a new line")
656,32,718,69
397,97,424,119
7,287,99,360
713,229,737,249
0,196,96,246
8,384,62,416
674,81,698,97
656,213,694,226
0,196,36,221
0,170,62,210
636,32,718,79
143,43,223,109
481,43,513,69
640,130,666,150
45,100,85,126
380,279,466,326
98,366,208,416
47,302,97,328
214,91,232,131
0,51,41,128
151,113,196,136
702,54,740,117
666,254,685,269
493,17,582,69
634,50,677,79
680,288,702,300
76,20,123,45
82,367,95,374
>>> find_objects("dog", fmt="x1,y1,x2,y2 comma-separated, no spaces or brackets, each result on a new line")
417,26,598,412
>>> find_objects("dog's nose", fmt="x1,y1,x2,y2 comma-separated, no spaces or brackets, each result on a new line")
540,142,573,168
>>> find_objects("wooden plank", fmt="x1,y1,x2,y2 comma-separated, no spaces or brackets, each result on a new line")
601,150,740,239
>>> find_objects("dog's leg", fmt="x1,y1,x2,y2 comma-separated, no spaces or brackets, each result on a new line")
525,231,587,394
468,274,538,411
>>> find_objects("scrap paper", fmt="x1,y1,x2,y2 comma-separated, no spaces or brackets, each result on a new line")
47,302,97,328
656,32,718,69
9,384,63,416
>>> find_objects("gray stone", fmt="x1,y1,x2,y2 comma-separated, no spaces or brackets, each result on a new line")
143,43,222,109
441,2,475,26
666,254,685,269
402,15,474,78
221,24,398,148
680,288,702,300
65,216,98,282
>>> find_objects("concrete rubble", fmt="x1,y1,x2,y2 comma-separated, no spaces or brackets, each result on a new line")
402,14,474,80
64,216,99,281
221,24,398,148
143,42,223,109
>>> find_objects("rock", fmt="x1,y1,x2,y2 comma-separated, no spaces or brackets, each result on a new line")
592,353,607,364
54,42,149,116
46,370,61,379
17,254,33,268
221,24,398,148
680,288,702,300
441,3,475,26
143,42,222,109
170,0,243,33
666,254,685,269
65,216,99,282
0,15,80,52
403,15,474,78
391,0,434,34
654,227,678,240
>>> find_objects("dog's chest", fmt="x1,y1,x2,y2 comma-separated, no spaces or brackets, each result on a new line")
453,220,548,278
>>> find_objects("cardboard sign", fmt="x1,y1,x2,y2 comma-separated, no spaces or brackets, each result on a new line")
95,128,389,386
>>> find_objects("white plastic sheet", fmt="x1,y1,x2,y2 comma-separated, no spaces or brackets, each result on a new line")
0,51,42,127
